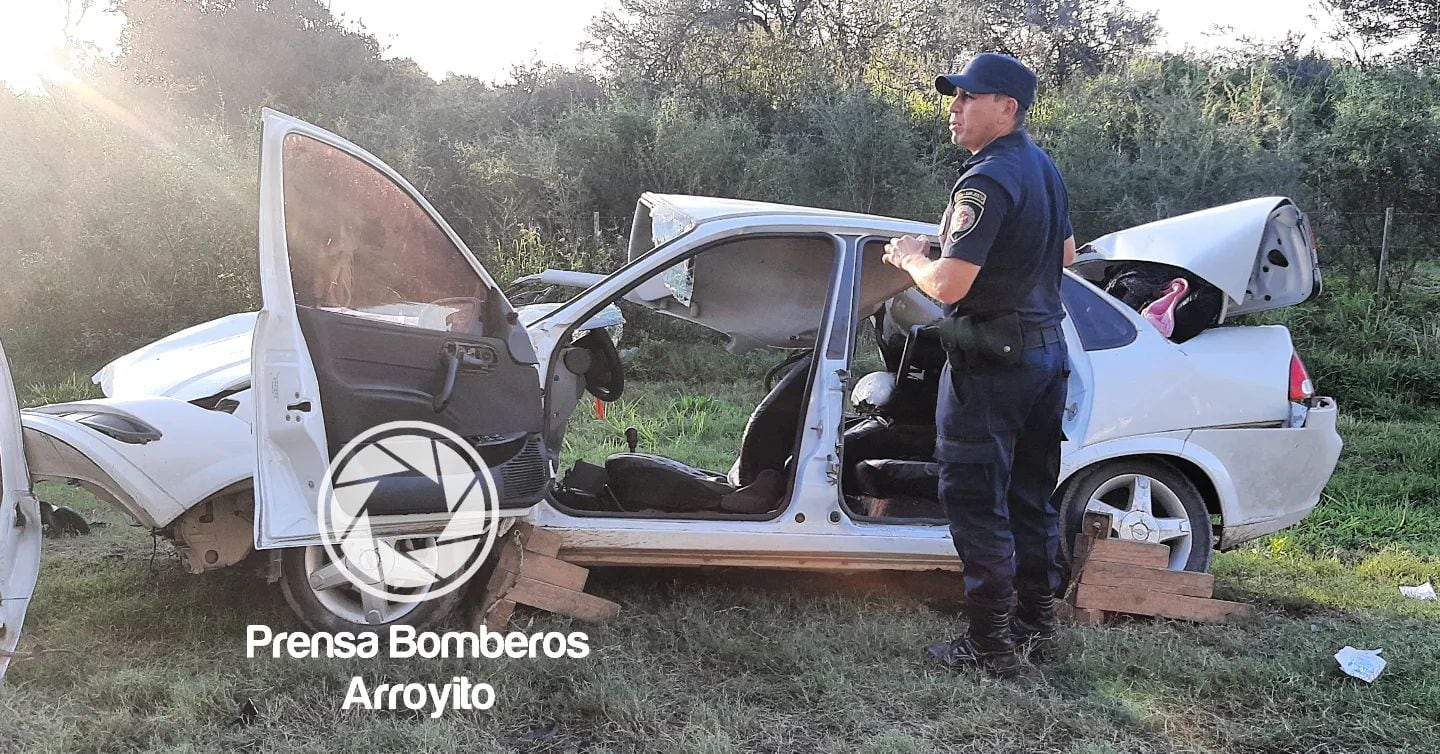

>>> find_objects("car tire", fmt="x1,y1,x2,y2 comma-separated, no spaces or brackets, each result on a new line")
279,544,472,633
1058,458,1213,573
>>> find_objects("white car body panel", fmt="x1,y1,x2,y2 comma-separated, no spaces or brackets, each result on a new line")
21,398,253,529
1082,322,1293,445
1073,197,1319,317
0,340,42,683
1185,398,1341,547
94,312,256,401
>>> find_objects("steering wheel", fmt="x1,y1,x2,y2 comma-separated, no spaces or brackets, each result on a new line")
573,329,625,402
417,296,486,332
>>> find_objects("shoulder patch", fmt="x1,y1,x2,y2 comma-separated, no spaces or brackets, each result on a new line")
948,187,988,243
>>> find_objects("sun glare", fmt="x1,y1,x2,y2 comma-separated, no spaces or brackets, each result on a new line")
0,4,73,94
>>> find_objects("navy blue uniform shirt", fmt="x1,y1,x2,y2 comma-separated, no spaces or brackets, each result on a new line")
939,130,1071,329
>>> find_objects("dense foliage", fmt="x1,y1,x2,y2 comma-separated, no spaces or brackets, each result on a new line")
0,0,1435,385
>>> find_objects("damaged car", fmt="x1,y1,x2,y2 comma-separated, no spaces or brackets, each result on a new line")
0,110,1343,647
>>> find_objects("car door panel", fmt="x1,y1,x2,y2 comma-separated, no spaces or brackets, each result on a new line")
296,309,544,450
252,110,550,549
0,340,42,683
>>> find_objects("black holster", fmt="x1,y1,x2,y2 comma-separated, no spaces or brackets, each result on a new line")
932,312,1023,367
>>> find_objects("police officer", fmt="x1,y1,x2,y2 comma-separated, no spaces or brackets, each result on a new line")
882,53,1075,677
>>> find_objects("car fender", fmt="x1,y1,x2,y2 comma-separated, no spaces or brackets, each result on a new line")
22,397,252,529
1059,430,1241,533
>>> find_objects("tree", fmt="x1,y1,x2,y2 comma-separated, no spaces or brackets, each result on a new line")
962,0,1159,85
1323,0,1440,65
113,0,383,130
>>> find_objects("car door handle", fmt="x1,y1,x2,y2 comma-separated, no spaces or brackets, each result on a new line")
432,342,501,413
433,349,461,413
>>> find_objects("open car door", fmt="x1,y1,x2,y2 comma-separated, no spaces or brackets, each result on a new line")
252,110,550,549
0,339,41,682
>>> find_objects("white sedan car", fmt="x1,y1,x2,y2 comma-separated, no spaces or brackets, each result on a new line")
0,111,1341,666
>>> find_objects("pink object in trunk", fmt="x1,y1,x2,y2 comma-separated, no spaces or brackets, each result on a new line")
1142,278,1190,338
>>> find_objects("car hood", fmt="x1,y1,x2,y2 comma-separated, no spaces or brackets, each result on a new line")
1071,197,1319,318
94,312,257,401
93,305,623,402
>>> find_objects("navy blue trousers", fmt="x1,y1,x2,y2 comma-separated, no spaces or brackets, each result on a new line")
935,340,1068,612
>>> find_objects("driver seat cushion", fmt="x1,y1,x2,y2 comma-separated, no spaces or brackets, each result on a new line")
605,453,735,512
732,355,812,486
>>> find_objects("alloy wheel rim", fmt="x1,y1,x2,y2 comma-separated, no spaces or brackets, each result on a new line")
303,541,429,626
1084,473,1194,570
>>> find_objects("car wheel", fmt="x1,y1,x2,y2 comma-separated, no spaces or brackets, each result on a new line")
1058,459,1213,572
279,541,471,632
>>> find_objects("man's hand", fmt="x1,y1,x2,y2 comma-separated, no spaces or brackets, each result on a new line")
882,234,931,272
881,234,981,306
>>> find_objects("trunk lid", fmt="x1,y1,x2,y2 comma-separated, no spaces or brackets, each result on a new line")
1073,197,1320,319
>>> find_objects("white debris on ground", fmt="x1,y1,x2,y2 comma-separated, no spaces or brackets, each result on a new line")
1399,582,1436,601
1334,646,1387,683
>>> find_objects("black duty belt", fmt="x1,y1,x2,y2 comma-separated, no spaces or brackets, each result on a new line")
1021,325,1065,349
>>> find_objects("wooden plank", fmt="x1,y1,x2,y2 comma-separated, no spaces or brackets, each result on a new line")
483,558,520,598
1088,538,1170,569
494,547,589,592
1078,560,1214,598
1074,584,1252,623
507,576,620,623
478,599,515,631
1081,512,1112,541
509,522,563,557
1070,607,1109,625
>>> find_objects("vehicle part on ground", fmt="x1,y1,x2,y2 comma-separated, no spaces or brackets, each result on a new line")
172,487,255,574
39,501,90,537
1059,459,1213,572
279,542,469,632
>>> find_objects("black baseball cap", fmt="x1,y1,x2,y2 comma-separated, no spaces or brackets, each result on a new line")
935,53,1037,111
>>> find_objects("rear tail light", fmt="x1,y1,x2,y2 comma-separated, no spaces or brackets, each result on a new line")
1289,353,1315,402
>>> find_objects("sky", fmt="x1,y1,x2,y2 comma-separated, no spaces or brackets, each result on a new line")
0,0,1351,94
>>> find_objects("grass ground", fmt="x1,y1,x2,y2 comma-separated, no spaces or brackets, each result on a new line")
3,366,1439,753
2,478,1438,753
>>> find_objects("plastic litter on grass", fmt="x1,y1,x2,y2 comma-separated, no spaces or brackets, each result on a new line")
1399,582,1436,601
1334,646,1387,683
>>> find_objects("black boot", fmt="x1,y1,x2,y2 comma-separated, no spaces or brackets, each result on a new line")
1012,591,1058,663
926,606,1020,678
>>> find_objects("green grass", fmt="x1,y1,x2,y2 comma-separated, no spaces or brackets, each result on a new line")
3,482,1440,752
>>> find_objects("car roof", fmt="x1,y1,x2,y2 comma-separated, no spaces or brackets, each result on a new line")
646,193,936,237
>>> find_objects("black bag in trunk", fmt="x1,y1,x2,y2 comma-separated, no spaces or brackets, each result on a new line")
1103,262,1224,343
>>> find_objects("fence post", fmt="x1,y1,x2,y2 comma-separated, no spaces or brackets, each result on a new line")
1377,206,1393,297
593,212,601,246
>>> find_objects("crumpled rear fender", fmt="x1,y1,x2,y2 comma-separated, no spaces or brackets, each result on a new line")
21,397,253,529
